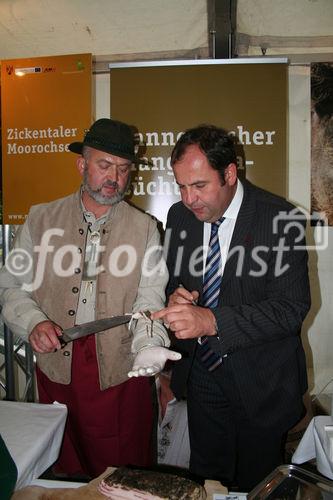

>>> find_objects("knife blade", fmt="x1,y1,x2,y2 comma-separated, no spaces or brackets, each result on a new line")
58,314,132,348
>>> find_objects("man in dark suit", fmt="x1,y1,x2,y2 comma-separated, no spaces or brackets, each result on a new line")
152,124,311,491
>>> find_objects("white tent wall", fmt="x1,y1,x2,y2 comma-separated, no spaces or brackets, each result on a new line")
0,0,209,60
0,0,333,399
237,0,333,55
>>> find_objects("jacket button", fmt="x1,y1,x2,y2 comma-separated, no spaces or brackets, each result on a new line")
74,268,81,274
82,299,87,304
63,350,70,356
68,310,75,316
78,248,82,254
72,287,79,293
79,228,84,235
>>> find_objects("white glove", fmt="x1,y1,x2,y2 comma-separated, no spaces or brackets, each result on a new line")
128,347,181,378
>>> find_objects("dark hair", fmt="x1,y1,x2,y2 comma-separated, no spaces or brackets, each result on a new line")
171,124,237,183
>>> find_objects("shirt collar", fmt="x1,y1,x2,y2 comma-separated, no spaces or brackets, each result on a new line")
222,179,244,220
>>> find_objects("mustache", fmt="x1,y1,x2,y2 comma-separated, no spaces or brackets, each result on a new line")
100,180,119,190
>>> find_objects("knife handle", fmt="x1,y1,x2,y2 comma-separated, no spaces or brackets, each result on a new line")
53,336,68,353
58,336,68,349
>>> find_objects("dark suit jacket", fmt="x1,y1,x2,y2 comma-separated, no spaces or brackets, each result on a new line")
166,180,311,430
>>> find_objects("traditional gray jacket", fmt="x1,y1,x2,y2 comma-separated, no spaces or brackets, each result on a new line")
0,191,169,389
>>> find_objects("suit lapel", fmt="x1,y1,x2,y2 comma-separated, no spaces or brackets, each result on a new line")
221,181,257,292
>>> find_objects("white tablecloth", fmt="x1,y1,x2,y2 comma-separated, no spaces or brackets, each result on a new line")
30,478,84,488
0,400,67,489
292,415,333,480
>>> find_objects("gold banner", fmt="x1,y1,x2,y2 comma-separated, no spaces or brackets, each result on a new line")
110,61,287,225
1,53,92,224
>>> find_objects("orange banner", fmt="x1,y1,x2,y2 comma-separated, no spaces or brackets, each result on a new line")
1,53,92,224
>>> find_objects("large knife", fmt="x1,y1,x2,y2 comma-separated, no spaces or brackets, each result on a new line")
58,314,132,348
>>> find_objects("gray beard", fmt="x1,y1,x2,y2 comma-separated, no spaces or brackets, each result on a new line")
83,169,129,206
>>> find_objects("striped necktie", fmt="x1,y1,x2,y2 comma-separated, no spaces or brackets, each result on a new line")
198,217,225,371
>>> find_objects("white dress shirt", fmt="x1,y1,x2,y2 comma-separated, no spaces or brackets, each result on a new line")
202,179,244,276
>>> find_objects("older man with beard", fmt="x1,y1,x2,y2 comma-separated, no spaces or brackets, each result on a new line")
0,119,179,479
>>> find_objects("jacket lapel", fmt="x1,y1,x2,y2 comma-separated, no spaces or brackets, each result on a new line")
221,181,257,293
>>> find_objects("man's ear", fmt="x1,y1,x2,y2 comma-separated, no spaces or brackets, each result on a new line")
224,163,238,186
77,156,85,177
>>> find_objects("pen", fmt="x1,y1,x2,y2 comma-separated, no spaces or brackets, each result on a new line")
179,283,197,306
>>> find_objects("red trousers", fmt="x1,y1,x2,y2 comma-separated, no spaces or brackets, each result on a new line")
36,335,155,477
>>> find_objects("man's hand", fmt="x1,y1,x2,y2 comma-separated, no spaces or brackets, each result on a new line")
28,320,63,353
168,286,199,306
151,304,217,339
128,347,181,378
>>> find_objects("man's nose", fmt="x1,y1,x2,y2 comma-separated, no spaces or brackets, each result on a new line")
106,165,118,181
183,188,196,205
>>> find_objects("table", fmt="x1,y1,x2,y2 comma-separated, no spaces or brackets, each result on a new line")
292,415,333,480
0,400,67,489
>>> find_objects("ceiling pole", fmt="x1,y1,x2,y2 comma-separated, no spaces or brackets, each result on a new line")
207,0,237,59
